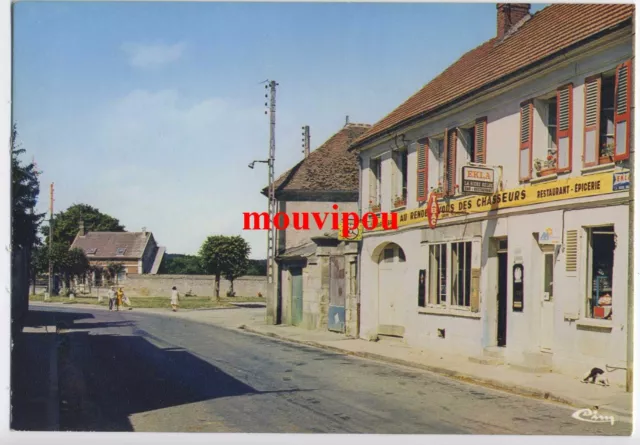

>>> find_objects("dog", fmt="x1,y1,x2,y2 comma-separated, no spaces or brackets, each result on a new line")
582,367,610,386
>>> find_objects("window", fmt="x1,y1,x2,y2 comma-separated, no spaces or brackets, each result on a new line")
444,129,458,195
416,138,429,201
428,137,445,194
543,252,554,300
383,247,395,263
586,225,615,319
534,86,571,174
117,269,126,282
428,241,473,308
393,149,408,207
583,60,632,166
369,157,382,209
474,118,487,164
519,101,533,181
86,248,97,255
459,126,476,164
116,247,127,256
547,97,558,150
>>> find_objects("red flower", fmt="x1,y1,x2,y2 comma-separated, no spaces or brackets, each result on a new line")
547,155,553,161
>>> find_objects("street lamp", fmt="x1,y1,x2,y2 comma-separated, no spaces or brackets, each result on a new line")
248,159,270,169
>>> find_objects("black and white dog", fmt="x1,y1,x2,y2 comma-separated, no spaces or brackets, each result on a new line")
582,367,610,386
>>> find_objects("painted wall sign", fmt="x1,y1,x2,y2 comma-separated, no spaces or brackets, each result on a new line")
613,170,630,191
372,170,627,234
426,192,440,229
461,166,496,195
513,264,524,312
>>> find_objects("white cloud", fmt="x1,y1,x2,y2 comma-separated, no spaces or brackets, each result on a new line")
121,42,186,68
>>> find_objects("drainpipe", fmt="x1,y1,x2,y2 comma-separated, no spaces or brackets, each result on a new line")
626,10,635,393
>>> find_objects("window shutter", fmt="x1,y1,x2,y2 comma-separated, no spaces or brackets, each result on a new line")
445,129,457,195
614,60,632,161
556,84,573,172
583,76,601,167
416,139,428,202
474,118,487,164
519,101,533,181
565,230,578,275
369,160,376,205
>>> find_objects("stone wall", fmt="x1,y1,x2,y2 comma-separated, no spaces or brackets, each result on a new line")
122,274,267,298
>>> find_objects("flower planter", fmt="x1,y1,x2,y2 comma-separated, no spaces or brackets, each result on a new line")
393,199,406,208
599,156,614,165
370,205,381,213
537,169,556,177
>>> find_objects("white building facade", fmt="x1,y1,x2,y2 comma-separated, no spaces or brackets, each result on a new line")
352,4,633,387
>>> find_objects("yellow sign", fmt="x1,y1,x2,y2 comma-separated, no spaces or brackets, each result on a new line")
338,223,364,241
364,170,628,233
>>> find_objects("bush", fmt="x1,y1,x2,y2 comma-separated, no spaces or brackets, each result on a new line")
226,290,236,297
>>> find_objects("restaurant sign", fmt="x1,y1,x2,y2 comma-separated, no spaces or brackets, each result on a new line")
364,170,628,234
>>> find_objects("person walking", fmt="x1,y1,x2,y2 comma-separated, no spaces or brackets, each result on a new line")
171,286,179,312
121,288,133,310
116,287,124,311
108,286,116,311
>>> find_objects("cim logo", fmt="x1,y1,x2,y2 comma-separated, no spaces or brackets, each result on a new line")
571,408,615,426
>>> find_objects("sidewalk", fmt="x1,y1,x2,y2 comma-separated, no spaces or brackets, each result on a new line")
32,302,632,420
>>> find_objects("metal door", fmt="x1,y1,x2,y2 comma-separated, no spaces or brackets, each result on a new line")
328,256,346,332
291,268,303,326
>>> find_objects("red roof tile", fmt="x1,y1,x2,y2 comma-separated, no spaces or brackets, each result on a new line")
70,231,152,259
352,3,634,149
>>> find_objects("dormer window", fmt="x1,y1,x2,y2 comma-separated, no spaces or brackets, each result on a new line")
116,248,127,256
86,248,97,255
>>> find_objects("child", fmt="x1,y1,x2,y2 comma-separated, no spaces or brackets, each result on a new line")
171,286,179,312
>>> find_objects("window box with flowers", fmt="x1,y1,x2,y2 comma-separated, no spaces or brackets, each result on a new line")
534,149,557,177
393,195,407,209
369,200,381,213
599,142,615,165
430,183,445,199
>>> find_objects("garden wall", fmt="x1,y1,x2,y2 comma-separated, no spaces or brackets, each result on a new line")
123,274,267,298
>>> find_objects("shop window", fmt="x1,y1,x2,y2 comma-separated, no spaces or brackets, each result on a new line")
586,225,615,319
429,244,447,305
451,242,472,307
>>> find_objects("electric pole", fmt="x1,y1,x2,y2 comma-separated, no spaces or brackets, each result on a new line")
626,9,634,393
46,183,54,301
302,125,310,158
266,80,278,298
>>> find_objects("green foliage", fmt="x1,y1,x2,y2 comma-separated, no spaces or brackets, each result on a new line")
246,259,267,276
41,203,125,248
11,124,44,251
199,235,251,298
159,254,206,275
104,262,125,285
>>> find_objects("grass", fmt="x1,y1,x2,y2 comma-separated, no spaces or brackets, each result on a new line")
28,293,263,310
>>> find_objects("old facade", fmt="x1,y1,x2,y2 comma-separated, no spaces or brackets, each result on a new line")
70,221,166,284
350,4,633,387
264,122,370,336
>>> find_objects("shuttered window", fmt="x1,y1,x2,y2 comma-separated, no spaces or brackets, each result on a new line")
519,101,533,181
474,118,487,164
444,129,457,195
565,230,578,274
583,76,601,167
416,139,428,202
614,60,631,161
556,84,573,172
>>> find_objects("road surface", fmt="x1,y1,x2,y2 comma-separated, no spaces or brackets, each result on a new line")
27,306,631,434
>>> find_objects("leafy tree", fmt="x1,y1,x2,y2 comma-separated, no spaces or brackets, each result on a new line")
246,259,267,276
199,235,251,299
159,254,206,275
11,124,44,252
105,262,126,285
67,248,90,285
41,203,125,248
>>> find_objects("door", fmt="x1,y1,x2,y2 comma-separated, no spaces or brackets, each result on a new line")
540,250,554,351
497,250,508,347
377,244,406,337
291,268,303,326
328,256,346,332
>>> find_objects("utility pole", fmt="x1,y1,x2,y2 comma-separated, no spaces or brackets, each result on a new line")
46,183,54,301
266,80,278,322
626,9,634,393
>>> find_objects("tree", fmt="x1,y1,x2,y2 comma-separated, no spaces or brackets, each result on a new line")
41,203,125,248
159,254,206,275
246,259,267,276
199,235,251,299
105,262,125,285
67,248,90,287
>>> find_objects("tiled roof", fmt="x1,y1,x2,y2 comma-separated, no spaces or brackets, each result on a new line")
352,3,634,149
264,123,371,195
70,231,152,259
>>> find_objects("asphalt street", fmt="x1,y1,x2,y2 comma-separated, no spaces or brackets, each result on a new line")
30,306,631,434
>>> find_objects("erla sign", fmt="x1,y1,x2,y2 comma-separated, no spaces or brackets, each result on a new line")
426,192,440,229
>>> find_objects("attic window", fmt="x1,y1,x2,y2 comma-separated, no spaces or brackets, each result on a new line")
86,248,97,255
116,248,127,256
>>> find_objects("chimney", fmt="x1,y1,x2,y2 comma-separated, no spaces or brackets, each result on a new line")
302,125,311,158
142,227,147,236
79,220,85,236
496,3,530,40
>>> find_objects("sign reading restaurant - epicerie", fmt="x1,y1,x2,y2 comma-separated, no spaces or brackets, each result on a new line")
367,170,627,233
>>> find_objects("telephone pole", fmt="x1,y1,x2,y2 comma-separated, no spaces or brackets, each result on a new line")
46,183,54,300
266,80,278,314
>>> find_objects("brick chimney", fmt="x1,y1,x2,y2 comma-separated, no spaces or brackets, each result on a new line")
79,219,85,236
497,3,530,40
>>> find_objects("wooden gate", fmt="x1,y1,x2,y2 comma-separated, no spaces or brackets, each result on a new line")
328,256,346,332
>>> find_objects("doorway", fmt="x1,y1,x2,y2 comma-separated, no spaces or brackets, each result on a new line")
377,243,407,337
540,247,555,351
290,268,303,326
496,239,508,347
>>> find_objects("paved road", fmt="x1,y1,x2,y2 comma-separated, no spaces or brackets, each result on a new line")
38,306,629,435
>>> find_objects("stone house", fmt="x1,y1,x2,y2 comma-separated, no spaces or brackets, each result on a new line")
263,122,371,336
350,4,633,387
70,221,166,284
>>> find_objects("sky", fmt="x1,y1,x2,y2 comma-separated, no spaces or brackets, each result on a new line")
12,1,547,259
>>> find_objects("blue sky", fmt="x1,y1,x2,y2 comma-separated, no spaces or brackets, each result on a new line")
13,2,546,259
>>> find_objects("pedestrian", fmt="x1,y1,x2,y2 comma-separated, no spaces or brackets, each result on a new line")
116,287,124,311
171,286,179,312
108,286,116,311
122,288,133,310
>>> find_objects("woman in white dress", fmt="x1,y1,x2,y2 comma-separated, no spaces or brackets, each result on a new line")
171,286,179,312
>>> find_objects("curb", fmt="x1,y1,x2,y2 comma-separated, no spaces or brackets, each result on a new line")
238,325,632,419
